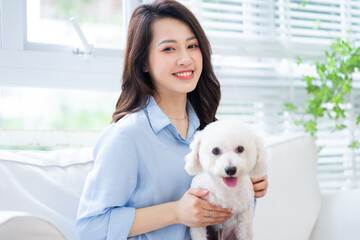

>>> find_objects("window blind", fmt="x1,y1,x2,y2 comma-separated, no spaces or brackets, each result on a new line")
174,0,360,190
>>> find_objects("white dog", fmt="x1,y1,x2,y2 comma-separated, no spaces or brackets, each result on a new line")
185,119,267,240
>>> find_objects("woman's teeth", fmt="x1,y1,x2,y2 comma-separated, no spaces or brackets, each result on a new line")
175,71,192,77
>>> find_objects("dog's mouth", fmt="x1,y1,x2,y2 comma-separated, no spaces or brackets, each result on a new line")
223,177,238,187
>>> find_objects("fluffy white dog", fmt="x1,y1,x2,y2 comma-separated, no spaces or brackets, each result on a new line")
185,119,267,240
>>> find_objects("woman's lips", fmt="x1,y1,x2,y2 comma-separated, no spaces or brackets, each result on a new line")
172,70,194,80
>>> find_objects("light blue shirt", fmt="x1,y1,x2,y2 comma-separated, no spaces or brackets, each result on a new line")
76,96,200,240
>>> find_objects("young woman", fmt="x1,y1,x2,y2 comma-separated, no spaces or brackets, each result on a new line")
76,0,268,239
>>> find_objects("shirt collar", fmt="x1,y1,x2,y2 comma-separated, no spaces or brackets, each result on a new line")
144,95,200,136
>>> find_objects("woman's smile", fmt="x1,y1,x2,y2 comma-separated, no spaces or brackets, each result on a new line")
172,70,195,80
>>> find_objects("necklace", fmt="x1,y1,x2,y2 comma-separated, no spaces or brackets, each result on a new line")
168,114,188,121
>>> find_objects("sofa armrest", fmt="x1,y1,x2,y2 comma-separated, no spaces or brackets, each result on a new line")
0,148,93,239
310,190,360,240
254,134,322,240
0,211,66,240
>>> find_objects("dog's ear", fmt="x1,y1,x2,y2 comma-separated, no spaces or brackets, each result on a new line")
184,131,203,175
249,135,267,178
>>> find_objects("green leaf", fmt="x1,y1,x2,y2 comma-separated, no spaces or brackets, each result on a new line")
327,112,333,119
302,76,316,84
342,82,352,94
356,114,360,125
315,62,326,81
313,20,322,30
299,2,308,7
320,85,332,101
331,40,343,53
333,104,346,119
348,141,360,149
296,56,303,65
317,145,324,153
312,107,326,118
284,103,297,111
294,120,302,126
330,124,346,132
304,120,317,136
305,85,319,94
331,93,344,104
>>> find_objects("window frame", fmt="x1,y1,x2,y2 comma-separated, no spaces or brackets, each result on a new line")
0,0,141,90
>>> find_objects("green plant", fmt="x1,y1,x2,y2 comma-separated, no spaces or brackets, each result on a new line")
285,38,360,150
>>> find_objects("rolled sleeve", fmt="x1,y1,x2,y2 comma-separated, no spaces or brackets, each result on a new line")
108,207,136,239
76,125,139,240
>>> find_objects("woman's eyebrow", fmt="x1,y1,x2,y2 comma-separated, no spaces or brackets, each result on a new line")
157,36,197,46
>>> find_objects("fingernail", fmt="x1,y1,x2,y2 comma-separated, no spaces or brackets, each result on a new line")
202,188,208,193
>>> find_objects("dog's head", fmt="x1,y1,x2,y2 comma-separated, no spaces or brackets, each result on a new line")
185,120,267,188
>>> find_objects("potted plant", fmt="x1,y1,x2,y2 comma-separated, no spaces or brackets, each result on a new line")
285,37,360,152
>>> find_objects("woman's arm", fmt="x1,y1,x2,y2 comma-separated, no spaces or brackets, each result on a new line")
128,201,177,237
77,128,140,240
129,188,233,237
130,175,269,237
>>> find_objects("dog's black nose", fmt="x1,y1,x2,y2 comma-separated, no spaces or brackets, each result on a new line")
225,166,236,176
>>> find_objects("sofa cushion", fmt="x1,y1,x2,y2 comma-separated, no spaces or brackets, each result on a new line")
0,148,94,240
253,134,322,240
310,190,360,240
0,211,66,240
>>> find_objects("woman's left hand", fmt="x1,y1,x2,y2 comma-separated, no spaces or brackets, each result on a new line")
251,175,268,198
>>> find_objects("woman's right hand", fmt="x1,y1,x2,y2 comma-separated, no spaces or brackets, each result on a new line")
174,188,233,227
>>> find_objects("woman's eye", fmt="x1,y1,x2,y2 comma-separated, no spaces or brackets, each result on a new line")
212,147,221,155
163,47,175,52
188,44,198,49
236,146,244,153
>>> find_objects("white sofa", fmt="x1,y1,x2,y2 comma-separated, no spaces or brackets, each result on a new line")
0,133,359,240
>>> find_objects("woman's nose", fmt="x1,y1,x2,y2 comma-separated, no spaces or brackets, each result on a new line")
177,50,191,66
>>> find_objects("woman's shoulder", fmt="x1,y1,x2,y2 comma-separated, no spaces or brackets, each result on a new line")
98,110,149,143
114,110,149,133
92,111,149,166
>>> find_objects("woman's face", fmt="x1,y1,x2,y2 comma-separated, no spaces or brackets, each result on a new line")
145,17,203,98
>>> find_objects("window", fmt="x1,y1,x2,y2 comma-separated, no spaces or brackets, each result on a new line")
177,0,360,191
0,0,359,190
0,0,137,90
26,0,125,50
0,0,132,148
0,87,118,131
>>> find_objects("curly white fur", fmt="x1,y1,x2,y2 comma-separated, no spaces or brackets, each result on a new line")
185,120,267,240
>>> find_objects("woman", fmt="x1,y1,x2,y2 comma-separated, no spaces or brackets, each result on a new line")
76,0,268,239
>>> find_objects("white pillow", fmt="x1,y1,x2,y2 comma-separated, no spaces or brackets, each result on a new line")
253,134,322,240
0,211,66,240
0,148,94,240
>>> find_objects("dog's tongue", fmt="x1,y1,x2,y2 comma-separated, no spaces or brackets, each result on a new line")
223,177,238,187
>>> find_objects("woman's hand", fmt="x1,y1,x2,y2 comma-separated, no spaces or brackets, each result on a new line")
174,188,233,227
251,175,268,198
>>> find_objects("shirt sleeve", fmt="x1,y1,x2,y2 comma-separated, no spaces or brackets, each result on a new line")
76,126,139,240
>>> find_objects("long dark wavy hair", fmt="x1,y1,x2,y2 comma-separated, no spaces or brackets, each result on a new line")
112,0,221,129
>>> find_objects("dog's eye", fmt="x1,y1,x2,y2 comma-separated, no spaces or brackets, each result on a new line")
212,147,221,155
236,146,244,153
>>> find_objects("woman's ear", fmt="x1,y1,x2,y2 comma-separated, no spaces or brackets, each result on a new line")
185,131,203,175
249,135,268,178
143,63,148,72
